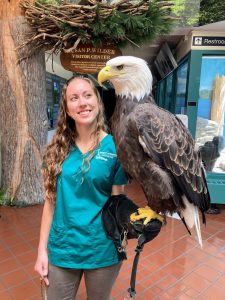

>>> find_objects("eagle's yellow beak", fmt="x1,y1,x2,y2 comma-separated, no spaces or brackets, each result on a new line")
98,66,111,86
98,66,118,85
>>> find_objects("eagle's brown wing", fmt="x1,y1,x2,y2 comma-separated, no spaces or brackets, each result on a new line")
131,103,210,212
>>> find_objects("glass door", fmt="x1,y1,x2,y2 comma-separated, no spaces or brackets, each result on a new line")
196,56,225,173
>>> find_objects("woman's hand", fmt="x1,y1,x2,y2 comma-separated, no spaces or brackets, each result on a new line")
34,199,54,286
34,248,49,286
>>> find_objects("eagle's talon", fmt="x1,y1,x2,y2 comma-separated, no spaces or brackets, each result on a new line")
130,206,164,224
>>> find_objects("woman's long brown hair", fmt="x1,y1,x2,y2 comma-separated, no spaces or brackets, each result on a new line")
42,76,108,204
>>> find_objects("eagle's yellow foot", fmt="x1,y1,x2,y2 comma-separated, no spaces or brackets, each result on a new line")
130,206,164,225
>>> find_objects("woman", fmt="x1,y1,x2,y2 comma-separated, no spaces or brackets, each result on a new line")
35,76,128,300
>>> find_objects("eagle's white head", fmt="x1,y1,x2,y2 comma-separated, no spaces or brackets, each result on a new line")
98,56,153,101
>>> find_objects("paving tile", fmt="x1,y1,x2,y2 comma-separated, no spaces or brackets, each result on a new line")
33,276,42,288
141,287,155,299
0,257,21,275
186,247,209,262
201,241,220,255
145,251,173,267
182,272,211,292
216,274,225,289
196,295,210,300
9,241,33,256
135,265,153,282
145,284,162,296
21,228,40,241
0,290,13,300
156,274,177,290
29,295,43,300
163,261,189,278
0,281,6,292
175,255,201,272
139,259,159,274
184,287,200,298
2,268,31,289
27,238,39,249
194,263,221,282
10,280,39,300
167,283,186,298
23,262,40,279
156,292,175,300
16,250,36,266
3,234,24,248
207,236,225,248
141,269,167,287
177,294,193,300
201,284,225,300
0,248,14,263
205,256,225,272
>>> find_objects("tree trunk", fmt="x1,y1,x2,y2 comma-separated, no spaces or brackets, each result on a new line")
0,0,48,205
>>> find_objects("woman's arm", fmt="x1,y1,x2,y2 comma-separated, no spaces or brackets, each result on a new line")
34,199,54,286
111,185,125,195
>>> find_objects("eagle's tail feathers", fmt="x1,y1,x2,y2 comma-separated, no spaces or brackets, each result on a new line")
194,205,203,248
181,197,203,248
177,212,191,235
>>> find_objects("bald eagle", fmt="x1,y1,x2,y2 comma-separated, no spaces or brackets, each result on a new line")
98,56,211,247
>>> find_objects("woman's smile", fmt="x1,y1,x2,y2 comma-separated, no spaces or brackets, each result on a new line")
66,78,99,126
77,109,92,116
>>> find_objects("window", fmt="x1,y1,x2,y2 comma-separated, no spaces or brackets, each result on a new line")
196,56,225,173
165,74,173,111
46,72,66,129
175,62,188,114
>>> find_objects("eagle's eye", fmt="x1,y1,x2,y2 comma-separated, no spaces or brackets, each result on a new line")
116,65,124,70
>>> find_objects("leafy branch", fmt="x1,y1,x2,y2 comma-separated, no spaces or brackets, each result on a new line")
19,0,176,57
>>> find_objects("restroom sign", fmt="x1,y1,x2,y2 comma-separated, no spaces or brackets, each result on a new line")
193,37,202,45
193,36,225,46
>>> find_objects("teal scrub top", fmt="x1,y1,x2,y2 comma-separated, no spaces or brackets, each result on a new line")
48,134,128,269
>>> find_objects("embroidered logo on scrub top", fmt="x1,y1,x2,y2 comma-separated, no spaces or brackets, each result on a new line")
95,150,117,161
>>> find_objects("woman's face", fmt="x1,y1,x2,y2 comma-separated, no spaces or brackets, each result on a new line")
66,78,100,128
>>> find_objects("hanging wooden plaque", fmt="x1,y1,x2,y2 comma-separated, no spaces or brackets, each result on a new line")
60,44,122,74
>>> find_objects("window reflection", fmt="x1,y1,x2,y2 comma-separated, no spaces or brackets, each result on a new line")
165,74,173,112
175,62,188,114
196,56,225,173
158,80,166,108
46,72,66,130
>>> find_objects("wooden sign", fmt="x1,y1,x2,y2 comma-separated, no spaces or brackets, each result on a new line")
60,44,122,74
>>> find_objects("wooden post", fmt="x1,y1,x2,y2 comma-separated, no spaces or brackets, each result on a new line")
0,0,48,204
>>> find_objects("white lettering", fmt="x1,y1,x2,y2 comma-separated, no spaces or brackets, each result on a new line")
204,38,225,45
